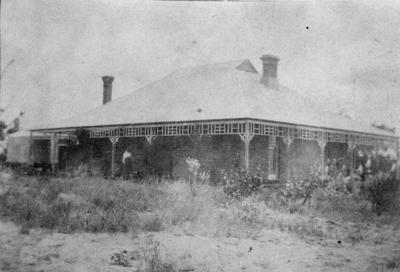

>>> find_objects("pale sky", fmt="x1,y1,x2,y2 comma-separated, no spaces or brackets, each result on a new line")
2,0,400,133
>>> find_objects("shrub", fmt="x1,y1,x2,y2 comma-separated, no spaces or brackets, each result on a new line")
67,207,106,233
110,250,130,267
14,192,41,227
220,196,265,228
0,183,73,230
366,173,399,215
139,236,177,272
262,187,288,210
73,178,166,213
141,214,163,232
40,198,73,229
67,205,138,233
160,181,219,227
221,169,262,199
309,187,373,222
285,171,327,200
103,205,136,232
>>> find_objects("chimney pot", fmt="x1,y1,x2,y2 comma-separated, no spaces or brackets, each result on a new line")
260,54,279,89
102,76,114,104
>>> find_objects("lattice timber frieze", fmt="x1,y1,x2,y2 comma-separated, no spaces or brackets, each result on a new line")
87,119,397,147
89,121,247,139
248,120,396,147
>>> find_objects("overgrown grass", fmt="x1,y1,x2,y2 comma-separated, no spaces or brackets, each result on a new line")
139,236,177,272
0,170,398,242
0,173,227,234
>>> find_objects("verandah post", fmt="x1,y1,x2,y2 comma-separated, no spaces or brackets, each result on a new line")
317,138,327,175
244,121,250,170
109,136,119,178
286,144,290,181
282,136,294,181
268,136,277,180
244,141,250,171
239,121,254,171
50,133,57,174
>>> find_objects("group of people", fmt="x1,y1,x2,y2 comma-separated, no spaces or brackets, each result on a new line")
354,150,396,180
119,146,397,181
323,149,397,181
323,158,347,178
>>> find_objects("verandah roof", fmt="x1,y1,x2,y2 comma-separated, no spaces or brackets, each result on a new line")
32,59,395,138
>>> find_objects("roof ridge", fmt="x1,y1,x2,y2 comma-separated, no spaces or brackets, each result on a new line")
170,58,251,76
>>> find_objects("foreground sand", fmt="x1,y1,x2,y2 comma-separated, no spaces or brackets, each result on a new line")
1,220,399,272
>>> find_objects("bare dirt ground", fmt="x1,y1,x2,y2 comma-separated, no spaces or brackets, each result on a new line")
1,220,399,272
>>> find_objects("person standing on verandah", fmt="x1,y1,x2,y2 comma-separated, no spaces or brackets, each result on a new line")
122,149,133,180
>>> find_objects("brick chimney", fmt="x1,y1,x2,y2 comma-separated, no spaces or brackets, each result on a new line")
102,76,114,104
260,55,279,89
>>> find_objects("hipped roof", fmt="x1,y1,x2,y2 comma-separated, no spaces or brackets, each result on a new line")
32,59,394,137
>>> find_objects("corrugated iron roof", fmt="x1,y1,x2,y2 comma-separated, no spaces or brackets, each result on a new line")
32,59,394,137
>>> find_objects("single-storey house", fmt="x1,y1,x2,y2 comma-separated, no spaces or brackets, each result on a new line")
30,55,398,180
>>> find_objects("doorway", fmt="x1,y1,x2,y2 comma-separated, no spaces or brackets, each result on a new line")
58,145,67,170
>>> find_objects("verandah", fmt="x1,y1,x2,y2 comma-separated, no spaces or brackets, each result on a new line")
37,118,399,180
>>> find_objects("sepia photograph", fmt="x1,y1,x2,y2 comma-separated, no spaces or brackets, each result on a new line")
0,0,400,271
